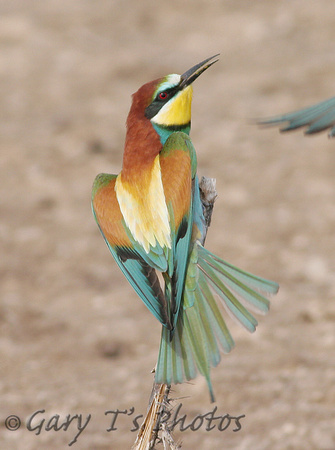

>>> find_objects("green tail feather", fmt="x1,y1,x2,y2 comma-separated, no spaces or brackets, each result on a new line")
155,242,279,402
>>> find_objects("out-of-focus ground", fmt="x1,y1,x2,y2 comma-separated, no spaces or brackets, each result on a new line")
1,1,335,449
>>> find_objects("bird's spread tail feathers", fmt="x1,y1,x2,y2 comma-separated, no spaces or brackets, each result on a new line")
155,242,279,402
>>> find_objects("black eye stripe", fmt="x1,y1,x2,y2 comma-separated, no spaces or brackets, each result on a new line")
156,86,178,101
145,86,179,119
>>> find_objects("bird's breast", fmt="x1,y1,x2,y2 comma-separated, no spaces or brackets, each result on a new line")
115,155,171,253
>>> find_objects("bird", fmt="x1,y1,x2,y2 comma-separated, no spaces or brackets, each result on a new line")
92,55,279,402
258,96,335,137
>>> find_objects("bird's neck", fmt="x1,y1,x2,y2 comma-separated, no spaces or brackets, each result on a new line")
152,122,191,145
121,116,162,183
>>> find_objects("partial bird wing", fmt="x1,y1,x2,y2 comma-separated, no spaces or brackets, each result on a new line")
92,173,171,328
159,132,198,328
259,96,335,137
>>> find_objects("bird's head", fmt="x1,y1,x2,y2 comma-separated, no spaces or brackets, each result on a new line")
128,55,219,145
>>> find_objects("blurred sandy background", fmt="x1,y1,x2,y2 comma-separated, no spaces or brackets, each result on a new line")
1,1,335,448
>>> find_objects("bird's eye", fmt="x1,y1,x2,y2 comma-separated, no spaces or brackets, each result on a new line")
158,91,168,100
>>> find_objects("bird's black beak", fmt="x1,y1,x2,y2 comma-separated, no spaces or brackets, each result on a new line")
179,54,219,90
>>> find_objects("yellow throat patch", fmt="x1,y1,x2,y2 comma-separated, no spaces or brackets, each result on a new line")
152,85,193,127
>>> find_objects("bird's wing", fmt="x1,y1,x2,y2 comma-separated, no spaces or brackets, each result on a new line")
259,96,335,137
92,132,197,330
92,173,171,328
160,132,197,327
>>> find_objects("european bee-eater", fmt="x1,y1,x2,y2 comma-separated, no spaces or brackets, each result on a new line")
92,55,279,402
259,95,335,137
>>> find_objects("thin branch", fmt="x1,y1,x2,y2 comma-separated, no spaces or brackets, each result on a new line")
132,177,217,450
